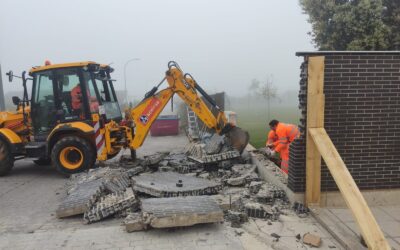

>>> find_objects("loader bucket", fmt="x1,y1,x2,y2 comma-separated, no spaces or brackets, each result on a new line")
223,125,250,153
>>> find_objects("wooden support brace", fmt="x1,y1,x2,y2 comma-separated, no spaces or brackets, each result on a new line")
305,56,325,207
309,128,391,250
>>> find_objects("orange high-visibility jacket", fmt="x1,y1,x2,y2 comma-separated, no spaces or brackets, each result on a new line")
274,122,300,153
71,85,83,110
266,130,279,148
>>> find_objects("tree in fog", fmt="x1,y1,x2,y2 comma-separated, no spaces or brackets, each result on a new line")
247,79,261,109
258,76,278,121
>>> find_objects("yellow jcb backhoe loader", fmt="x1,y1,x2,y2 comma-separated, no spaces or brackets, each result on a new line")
0,61,249,175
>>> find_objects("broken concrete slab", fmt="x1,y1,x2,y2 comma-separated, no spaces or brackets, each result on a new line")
249,181,263,194
56,179,104,218
256,189,274,204
226,176,247,186
231,164,256,175
83,188,139,224
225,210,248,228
141,196,223,228
142,152,168,167
225,164,259,187
125,166,145,177
170,161,202,174
212,194,241,211
103,172,131,193
124,213,147,232
202,150,241,163
244,202,280,221
204,134,224,154
185,142,206,159
189,150,241,164
131,172,222,197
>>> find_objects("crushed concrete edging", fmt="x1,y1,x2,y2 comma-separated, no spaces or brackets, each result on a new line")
250,151,304,204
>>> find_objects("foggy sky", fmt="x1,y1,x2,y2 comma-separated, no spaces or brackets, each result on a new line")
0,0,313,101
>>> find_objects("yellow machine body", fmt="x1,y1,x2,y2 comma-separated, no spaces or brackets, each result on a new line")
0,61,248,175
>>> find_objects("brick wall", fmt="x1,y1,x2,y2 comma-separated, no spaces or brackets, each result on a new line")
289,52,400,192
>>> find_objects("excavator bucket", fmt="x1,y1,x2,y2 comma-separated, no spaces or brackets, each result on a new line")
224,126,250,153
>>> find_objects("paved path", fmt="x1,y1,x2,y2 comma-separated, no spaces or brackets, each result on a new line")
328,206,400,249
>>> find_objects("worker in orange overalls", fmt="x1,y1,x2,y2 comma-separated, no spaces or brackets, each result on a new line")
268,119,300,174
71,84,84,112
265,129,282,166
266,130,279,149
71,83,99,115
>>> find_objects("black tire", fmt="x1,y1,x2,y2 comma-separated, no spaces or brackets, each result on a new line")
33,158,51,166
131,149,136,161
51,136,95,175
0,138,13,176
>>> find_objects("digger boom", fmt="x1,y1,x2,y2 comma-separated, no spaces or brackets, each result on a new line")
128,61,249,152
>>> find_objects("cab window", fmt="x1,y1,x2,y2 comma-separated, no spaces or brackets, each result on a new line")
32,71,56,133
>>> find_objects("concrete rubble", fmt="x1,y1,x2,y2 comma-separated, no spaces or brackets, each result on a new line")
131,172,222,197
124,213,147,232
83,188,139,224
185,135,242,164
141,196,224,228
56,135,310,237
56,179,105,218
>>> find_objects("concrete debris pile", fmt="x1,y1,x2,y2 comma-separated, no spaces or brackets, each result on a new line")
84,188,139,224
56,137,308,234
142,196,224,228
224,164,259,186
56,179,105,218
56,167,139,219
185,134,242,164
220,181,291,228
131,172,222,197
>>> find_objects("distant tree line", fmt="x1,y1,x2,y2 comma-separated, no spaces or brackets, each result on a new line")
300,0,400,50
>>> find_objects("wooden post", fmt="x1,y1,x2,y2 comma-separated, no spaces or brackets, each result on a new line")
305,56,325,207
309,128,391,250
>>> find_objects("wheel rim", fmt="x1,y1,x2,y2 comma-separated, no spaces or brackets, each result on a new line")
59,146,83,170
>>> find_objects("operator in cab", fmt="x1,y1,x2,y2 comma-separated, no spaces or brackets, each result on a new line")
71,83,99,116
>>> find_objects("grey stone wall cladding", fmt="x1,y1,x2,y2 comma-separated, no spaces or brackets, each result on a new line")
289,52,400,192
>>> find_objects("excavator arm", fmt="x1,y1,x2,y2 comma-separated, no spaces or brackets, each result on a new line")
128,61,249,152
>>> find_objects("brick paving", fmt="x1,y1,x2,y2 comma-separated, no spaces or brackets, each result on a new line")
328,206,400,249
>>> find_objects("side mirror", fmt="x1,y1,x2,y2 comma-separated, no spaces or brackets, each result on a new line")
6,71,13,82
12,96,20,106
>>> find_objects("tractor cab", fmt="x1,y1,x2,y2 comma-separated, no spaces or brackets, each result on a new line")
1,61,127,176
29,62,122,139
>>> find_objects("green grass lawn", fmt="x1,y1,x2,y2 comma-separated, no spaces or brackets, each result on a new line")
235,106,301,148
